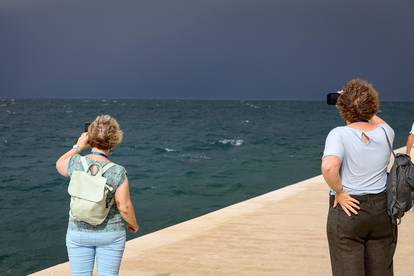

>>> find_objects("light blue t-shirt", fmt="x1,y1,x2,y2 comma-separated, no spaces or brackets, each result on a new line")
323,123,394,195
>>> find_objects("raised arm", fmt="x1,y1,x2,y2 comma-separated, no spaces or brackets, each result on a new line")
56,132,89,177
115,177,139,233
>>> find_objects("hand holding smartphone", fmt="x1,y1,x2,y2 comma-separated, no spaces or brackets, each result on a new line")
74,122,91,145
84,122,91,132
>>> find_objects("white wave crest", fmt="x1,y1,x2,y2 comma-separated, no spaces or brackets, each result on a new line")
219,139,244,146
246,103,260,109
165,148,177,152
180,153,211,160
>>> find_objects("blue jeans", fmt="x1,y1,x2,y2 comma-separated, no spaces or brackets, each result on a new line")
66,230,126,276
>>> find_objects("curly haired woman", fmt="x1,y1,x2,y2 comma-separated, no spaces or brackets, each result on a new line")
56,115,139,276
322,79,397,276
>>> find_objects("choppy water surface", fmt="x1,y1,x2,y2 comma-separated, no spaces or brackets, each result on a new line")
0,99,413,275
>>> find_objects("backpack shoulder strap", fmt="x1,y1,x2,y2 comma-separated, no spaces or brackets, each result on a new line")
80,156,90,172
380,126,396,158
101,162,116,192
101,162,116,175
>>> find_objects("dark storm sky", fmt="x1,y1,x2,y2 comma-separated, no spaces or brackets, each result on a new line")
0,0,413,100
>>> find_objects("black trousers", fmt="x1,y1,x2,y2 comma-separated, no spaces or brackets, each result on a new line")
327,192,398,276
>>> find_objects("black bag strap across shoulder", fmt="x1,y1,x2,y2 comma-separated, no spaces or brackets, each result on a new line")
380,126,396,158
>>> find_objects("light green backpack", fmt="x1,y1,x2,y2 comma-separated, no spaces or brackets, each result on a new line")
68,157,116,225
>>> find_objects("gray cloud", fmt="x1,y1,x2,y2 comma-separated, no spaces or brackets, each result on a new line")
0,0,413,100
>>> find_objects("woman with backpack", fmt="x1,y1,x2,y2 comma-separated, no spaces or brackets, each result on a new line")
321,79,397,276
56,114,139,276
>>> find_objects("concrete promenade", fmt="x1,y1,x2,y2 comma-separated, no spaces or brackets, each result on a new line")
32,148,414,276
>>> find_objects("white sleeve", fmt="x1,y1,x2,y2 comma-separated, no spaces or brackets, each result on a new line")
323,128,344,160
410,123,414,134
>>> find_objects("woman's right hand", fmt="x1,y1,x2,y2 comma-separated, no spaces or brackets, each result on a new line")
334,191,360,216
128,224,139,233
76,132,90,151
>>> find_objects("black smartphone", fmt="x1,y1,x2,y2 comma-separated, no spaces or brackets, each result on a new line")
327,93,340,105
84,122,91,132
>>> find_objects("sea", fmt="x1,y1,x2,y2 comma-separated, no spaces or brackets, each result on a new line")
0,99,413,275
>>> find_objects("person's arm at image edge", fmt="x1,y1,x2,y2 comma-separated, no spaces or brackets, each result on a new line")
406,134,414,155
115,177,139,233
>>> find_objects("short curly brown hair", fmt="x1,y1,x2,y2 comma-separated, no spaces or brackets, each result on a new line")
336,79,379,122
88,115,123,150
